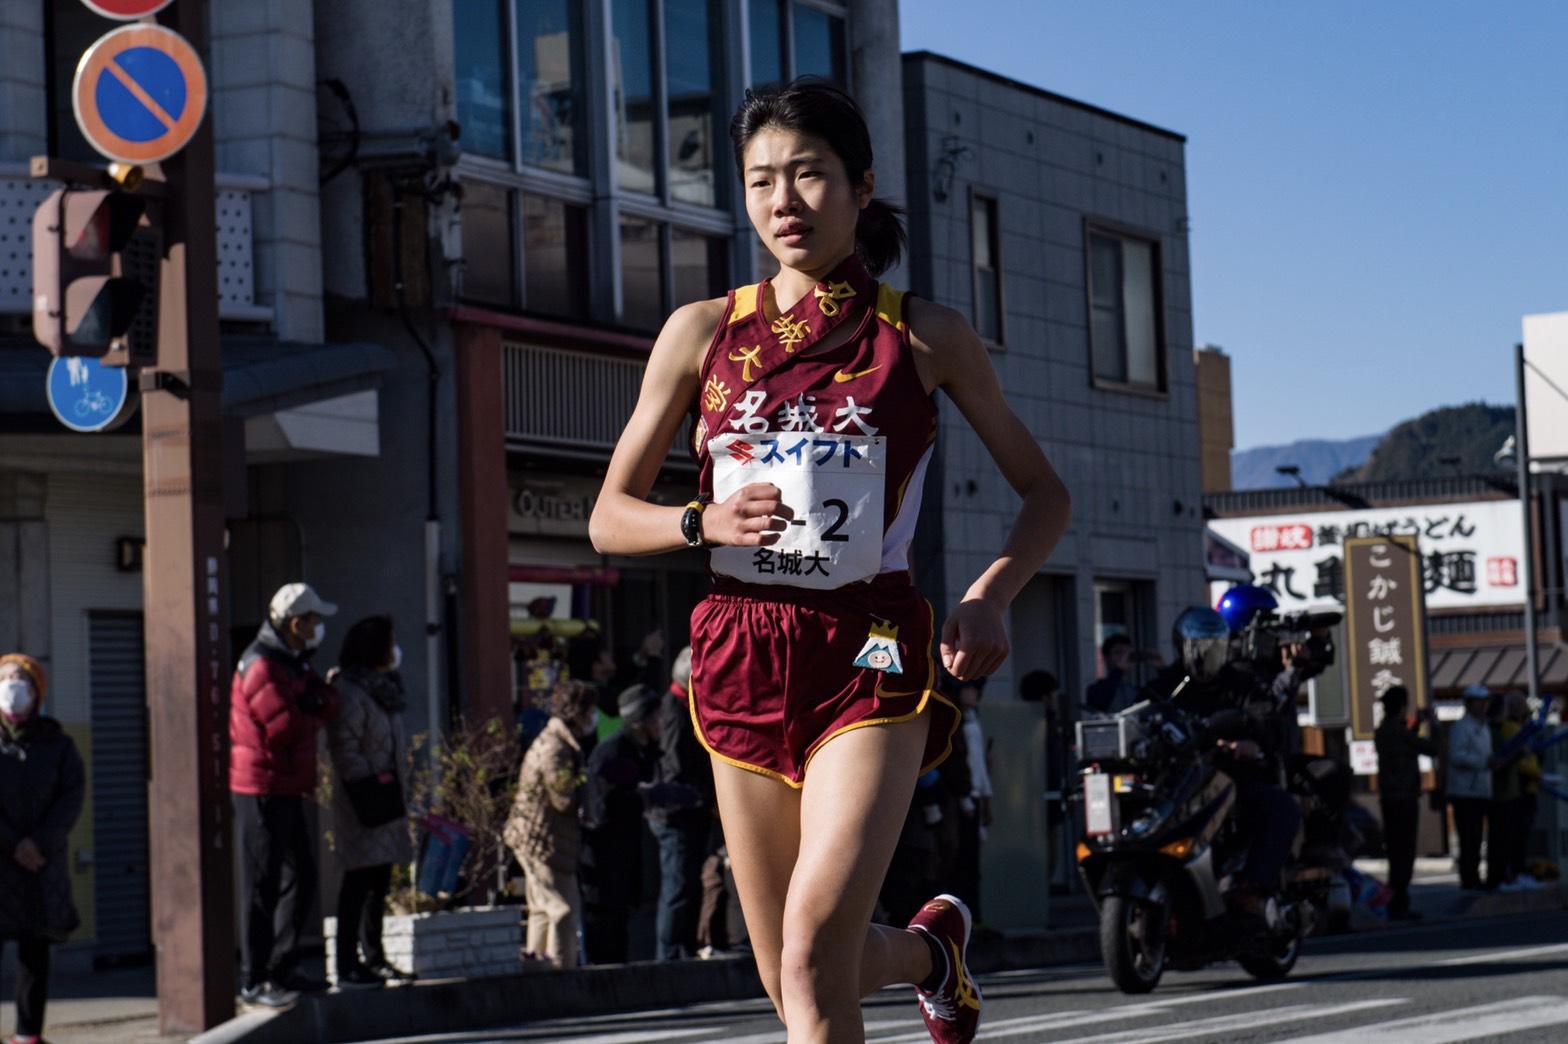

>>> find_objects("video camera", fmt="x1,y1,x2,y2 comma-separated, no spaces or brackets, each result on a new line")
1235,608,1340,680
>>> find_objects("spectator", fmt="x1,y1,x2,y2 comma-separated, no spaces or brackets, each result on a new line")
0,654,84,1044
649,645,715,960
1492,692,1543,891
504,679,596,968
230,583,339,1008
1084,634,1153,715
579,684,663,963
1446,684,1494,893
954,677,992,922
1373,686,1436,919
324,616,415,990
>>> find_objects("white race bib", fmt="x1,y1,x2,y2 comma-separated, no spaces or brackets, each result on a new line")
708,430,886,590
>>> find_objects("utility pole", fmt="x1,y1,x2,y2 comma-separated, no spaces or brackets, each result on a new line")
1514,343,1541,708
140,0,234,1030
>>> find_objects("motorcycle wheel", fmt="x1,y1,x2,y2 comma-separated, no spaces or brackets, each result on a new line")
1237,926,1302,981
1100,894,1167,994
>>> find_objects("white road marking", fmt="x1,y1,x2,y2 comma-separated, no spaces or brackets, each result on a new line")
1437,941,1568,965
1049,999,1406,1044
520,1028,721,1044
1274,995,1568,1044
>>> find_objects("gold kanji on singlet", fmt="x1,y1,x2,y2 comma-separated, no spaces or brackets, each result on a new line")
813,280,856,317
771,315,810,353
703,375,732,413
727,344,765,383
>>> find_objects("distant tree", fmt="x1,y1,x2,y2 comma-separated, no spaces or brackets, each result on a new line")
1332,403,1514,483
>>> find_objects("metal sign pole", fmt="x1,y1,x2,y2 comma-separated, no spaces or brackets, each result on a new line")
1515,342,1541,706
141,0,234,1031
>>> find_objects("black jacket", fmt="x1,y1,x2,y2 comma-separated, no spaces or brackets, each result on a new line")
579,726,659,909
1374,717,1437,801
648,689,714,827
0,716,86,941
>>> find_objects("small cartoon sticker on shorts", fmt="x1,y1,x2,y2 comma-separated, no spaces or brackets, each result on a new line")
853,621,903,674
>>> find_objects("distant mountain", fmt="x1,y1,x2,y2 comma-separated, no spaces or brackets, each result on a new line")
1333,403,1514,484
1231,435,1382,490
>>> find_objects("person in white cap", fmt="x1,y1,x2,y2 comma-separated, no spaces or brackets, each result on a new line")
1447,683,1495,892
230,582,340,1009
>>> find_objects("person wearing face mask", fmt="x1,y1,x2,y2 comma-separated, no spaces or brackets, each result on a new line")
0,653,84,1044
504,679,597,968
229,582,340,1009
324,616,414,990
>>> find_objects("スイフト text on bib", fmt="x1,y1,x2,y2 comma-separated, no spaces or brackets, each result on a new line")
708,430,886,590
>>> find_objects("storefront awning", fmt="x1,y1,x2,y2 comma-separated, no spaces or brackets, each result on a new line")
1429,642,1568,694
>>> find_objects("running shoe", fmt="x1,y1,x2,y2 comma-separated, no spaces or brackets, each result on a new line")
907,893,982,1044
238,982,299,1010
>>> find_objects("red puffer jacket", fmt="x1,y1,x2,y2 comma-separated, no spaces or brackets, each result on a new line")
229,625,338,796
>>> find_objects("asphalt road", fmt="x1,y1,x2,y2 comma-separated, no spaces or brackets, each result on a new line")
363,911,1568,1044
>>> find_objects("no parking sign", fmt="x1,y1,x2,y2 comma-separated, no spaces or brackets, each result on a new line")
72,23,207,165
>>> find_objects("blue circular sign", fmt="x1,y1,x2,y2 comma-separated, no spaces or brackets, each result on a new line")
73,25,208,165
46,356,136,433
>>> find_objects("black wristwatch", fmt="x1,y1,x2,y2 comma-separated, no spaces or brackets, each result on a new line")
680,497,711,548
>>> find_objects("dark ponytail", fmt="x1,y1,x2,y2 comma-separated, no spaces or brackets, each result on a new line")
730,78,906,276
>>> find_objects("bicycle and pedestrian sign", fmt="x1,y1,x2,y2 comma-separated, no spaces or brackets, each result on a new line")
72,23,207,165
46,355,135,433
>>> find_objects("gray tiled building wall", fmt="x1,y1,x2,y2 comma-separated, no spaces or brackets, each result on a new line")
903,54,1206,703
212,0,325,343
0,5,46,163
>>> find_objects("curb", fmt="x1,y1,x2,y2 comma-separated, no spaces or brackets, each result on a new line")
190,888,1567,1043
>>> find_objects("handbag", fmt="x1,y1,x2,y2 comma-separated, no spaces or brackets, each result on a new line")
343,773,406,828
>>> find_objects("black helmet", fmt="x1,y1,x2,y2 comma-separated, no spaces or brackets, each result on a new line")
1172,607,1230,680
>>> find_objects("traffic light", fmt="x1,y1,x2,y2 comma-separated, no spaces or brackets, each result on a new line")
31,187,149,358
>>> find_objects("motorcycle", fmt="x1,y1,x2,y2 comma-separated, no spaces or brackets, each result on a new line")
1073,694,1343,994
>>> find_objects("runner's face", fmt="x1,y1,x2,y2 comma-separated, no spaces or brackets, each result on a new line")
742,127,871,274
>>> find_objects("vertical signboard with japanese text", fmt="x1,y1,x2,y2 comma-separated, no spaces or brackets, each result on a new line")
1343,535,1429,740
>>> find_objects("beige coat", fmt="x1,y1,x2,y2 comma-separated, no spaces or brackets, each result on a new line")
504,716,584,872
324,671,414,870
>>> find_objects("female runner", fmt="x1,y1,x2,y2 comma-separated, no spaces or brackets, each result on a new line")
590,80,1070,1044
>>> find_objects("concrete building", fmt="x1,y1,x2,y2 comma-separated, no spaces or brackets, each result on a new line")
901,52,1206,705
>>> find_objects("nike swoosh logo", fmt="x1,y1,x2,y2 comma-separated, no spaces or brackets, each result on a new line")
832,365,882,383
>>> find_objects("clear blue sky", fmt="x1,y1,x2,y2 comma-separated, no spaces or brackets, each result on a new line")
900,2,1568,450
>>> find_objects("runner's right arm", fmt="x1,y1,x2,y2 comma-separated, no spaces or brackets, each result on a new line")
590,298,786,556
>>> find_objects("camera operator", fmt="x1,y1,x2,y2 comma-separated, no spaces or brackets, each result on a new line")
1144,607,1302,923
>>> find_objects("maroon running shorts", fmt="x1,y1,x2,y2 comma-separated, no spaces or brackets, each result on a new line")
688,571,959,787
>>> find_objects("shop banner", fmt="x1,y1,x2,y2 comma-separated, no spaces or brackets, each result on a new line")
1343,535,1430,741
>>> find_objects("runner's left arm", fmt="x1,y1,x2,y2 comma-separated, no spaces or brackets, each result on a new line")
908,298,1071,680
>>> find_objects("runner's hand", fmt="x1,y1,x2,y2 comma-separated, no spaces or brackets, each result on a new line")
941,598,1008,680
704,484,790,546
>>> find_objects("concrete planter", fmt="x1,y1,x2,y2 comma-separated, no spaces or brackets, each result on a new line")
324,906,522,984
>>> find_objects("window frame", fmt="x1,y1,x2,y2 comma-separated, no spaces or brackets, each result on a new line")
453,0,752,329
968,186,1005,350
1082,217,1169,398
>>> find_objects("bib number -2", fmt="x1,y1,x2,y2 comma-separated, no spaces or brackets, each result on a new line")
707,430,886,590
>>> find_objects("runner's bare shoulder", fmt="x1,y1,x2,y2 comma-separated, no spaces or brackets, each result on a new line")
902,295,985,391
651,295,731,379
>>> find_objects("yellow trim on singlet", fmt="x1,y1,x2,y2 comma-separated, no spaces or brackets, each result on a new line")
729,283,761,325
875,283,907,332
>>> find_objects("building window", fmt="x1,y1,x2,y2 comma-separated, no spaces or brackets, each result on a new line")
516,0,588,175
1087,226,1163,391
672,227,728,308
748,1,847,88
792,2,847,84
522,194,590,319
748,0,784,86
620,214,664,330
665,0,724,208
612,0,658,195
460,181,516,307
453,0,512,161
971,193,1002,345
